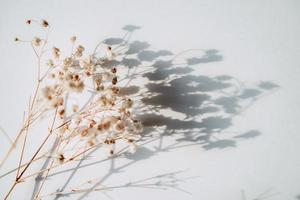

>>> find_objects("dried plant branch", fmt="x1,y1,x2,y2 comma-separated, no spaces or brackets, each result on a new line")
2,19,143,199
16,98,31,178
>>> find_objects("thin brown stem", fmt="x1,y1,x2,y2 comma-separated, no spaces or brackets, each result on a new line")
16,98,31,178
4,108,58,200
17,108,58,180
19,141,104,181
4,181,18,200
0,153,49,180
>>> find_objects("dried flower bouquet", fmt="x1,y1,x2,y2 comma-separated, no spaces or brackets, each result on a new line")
1,19,143,199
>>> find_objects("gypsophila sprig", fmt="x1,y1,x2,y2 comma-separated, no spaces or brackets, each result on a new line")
2,19,143,200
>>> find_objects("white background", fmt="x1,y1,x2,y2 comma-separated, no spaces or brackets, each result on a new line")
0,0,300,200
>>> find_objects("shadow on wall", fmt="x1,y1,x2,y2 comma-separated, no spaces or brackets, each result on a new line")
47,24,279,199
240,188,280,200
102,24,279,154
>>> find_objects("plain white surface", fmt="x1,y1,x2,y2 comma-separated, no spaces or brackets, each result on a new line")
0,0,300,200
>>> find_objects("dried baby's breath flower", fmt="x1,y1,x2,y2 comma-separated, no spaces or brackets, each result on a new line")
62,74,84,92
80,56,95,76
106,141,116,156
4,20,145,199
6,21,145,198
42,86,54,100
88,120,96,128
58,108,65,119
122,98,133,109
93,74,102,85
49,73,56,79
80,127,97,137
96,85,104,92
111,86,120,95
109,149,114,155
111,67,117,73
114,120,125,132
41,19,49,27
32,37,42,46
26,19,31,24
133,119,143,133
72,104,79,113
51,96,64,108
101,118,112,130
87,139,95,147
52,47,60,59
77,45,84,52
112,76,118,85
75,45,85,57
74,115,82,125
99,95,116,107
47,59,55,67
41,85,65,108
63,57,73,69
70,36,76,43
80,128,89,137
57,153,65,164
67,79,85,93
106,46,116,60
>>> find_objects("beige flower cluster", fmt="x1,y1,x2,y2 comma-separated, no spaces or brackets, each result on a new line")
16,19,143,161
3,19,145,200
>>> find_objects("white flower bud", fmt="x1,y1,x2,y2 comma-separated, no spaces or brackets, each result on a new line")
47,59,55,67
70,36,76,43
122,99,133,109
32,37,41,46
